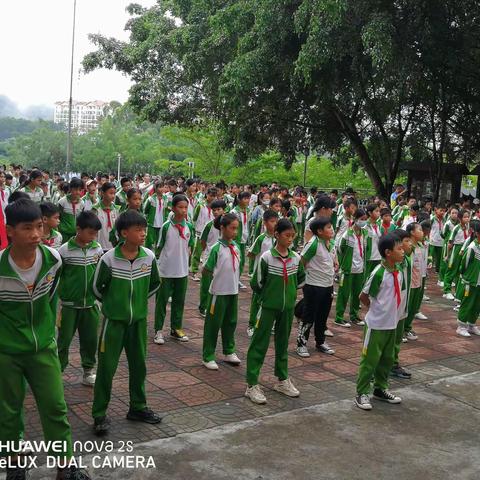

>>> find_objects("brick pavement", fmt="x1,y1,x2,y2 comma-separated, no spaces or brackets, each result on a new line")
22,274,480,447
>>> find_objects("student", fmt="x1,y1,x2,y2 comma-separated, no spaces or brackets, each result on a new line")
354,233,405,410
438,206,459,287
201,213,242,369
40,201,63,250
456,221,480,337
380,208,396,235
443,209,470,300
109,189,145,247
335,198,358,247
363,203,382,279
143,181,168,250
291,189,306,249
115,177,132,211
58,177,85,242
304,195,335,243
252,197,282,239
92,182,120,252
390,229,413,379
232,191,252,286
429,204,446,274
57,211,103,386
250,191,271,227
245,219,305,404
154,194,195,344
246,210,279,337
92,210,162,435
415,220,431,320
297,217,336,358
335,209,367,327
184,178,198,221
82,179,99,211
402,222,426,341
198,199,226,317
0,199,87,480
19,169,44,203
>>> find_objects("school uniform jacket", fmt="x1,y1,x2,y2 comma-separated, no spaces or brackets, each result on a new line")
143,194,168,228
337,228,367,275
58,195,85,239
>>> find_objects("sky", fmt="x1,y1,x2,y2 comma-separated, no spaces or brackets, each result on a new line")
0,0,156,109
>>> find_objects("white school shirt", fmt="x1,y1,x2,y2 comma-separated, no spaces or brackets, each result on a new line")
301,237,335,287
364,222,382,261
363,265,404,330
200,221,220,262
429,216,444,247
92,203,120,251
335,214,354,246
8,248,43,293
195,204,214,235
157,220,194,278
205,240,241,295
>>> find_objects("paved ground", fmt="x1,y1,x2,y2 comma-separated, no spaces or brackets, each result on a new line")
15,273,480,478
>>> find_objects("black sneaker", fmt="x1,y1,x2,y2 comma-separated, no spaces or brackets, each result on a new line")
6,467,28,480
93,415,110,436
390,365,412,379
198,308,206,318
56,467,91,480
373,388,402,404
127,407,164,424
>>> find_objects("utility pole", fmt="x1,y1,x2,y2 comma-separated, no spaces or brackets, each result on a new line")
66,0,77,177
117,153,121,180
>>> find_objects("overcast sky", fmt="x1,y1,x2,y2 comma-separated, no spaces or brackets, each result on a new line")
0,0,156,108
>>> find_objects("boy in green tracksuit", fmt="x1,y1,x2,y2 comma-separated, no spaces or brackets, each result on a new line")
1,199,87,480
115,177,132,212
143,181,167,249
335,209,367,327
232,191,252,285
58,177,85,242
354,233,405,411
363,204,382,280
438,207,459,286
245,219,306,405
57,211,103,386
40,201,63,250
92,210,162,435
456,222,480,337
429,205,446,274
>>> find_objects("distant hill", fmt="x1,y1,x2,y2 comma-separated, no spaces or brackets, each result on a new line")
0,95,54,121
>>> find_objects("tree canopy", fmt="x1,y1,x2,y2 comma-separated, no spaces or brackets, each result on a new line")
83,0,480,198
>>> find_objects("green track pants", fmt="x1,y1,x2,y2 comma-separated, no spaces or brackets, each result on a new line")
145,226,160,250
57,305,99,371
246,307,294,386
199,271,212,314
92,318,147,419
393,318,405,366
335,272,364,323
155,276,188,331
238,242,246,276
443,245,462,294
429,245,442,273
190,235,203,274
458,284,480,325
202,294,238,362
0,341,73,458
404,287,423,333
248,292,261,329
356,327,396,395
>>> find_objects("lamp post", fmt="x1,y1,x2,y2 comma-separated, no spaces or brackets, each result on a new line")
117,153,121,180
66,0,77,177
303,148,309,188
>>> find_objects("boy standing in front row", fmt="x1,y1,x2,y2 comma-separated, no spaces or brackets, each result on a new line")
92,210,162,435
355,233,405,411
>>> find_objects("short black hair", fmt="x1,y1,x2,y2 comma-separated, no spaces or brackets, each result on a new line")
406,222,422,235
207,187,218,196
121,177,132,186
186,178,196,187
238,191,252,200
127,188,142,200
344,198,358,209
275,218,295,234
263,209,279,222
313,195,332,212
69,177,83,189
270,198,281,207
393,228,409,241
76,211,102,231
211,199,227,210
172,193,188,207
378,232,401,258
366,203,380,215
354,208,367,220
8,191,30,204
40,202,59,218
115,210,147,234
310,217,332,235
101,182,116,193
5,199,42,227
380,208,391,217
214,212,239,230
29,169,43,181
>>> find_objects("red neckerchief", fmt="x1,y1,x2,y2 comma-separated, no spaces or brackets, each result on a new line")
392,270,401,308
278,256,292,284
227,243,239,271
372,223,379,235
72,201,77,216
355,233,363,259
157,196,163,214
207,206,212,217
104,207,112,228
381,222,390,234
42,236,55,247
463,226,468,240
174,223,186,240
436,216,443,231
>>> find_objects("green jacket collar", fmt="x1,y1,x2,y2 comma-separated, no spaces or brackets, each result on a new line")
67,237,100,250
271,247,295,259
113,245,148,261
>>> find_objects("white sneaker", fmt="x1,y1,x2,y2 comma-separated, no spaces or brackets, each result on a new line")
190,273,200,282
239,282,248,290
224,353,241,365
154,331,165,345
354,394,372,410
273,378,300,398
168,296,172,303
247,326,255,338
456,326,471,338
454,297,461,303
423,295,430,301
437,281,444,287
245,384,267,404
443,293,455,301
415,312,428,320
296,346,310,358
453,305,460,312
405,331,418,341
82,369,96,386
203,360,219,370
324,329,334,337
468,325,480,336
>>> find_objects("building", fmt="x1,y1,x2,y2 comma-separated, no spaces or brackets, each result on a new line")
54,100,109,133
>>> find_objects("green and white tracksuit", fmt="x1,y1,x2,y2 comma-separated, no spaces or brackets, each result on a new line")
363,221,382,280
457,239,480,327
429,216,444,273
19,185,44,203
199,220,220,314
155,219,195,332
82,192,100,211
356,263,406,395
335,214,354,247
0,245,73,458
92,201,121,252
440,219,457,282
335,228,366,324
246,248,305,386
92,246,160,419
58,195,85,241
247,233,275,329
232,206,251,275
394,254,412,367
42,228,63,250
143,194,168,249
57,239,103,372
292,204,306,249
191,202,214,274
444,223,469,294
115,190,128,212
202,240,241,362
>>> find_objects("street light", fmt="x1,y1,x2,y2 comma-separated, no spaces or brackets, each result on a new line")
66,0,77,177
